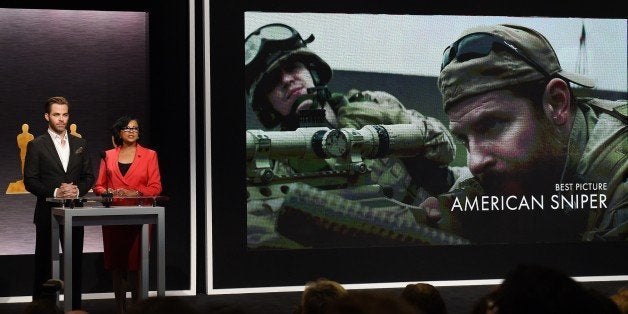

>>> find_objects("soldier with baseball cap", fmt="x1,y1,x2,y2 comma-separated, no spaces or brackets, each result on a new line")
245,23,459,248
434,24,626,242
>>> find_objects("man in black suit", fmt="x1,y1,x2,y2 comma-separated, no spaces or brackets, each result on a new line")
24,96,94,310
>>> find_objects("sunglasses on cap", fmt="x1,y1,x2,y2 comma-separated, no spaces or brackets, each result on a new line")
245,23,314,67
441,32,550,78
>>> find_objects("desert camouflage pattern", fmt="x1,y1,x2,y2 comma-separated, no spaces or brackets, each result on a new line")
247,90,460,249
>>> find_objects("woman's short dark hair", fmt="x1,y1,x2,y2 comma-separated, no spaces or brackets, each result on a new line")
112,116,139,146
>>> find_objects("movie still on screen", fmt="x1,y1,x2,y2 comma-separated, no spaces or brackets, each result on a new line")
243,13,627,250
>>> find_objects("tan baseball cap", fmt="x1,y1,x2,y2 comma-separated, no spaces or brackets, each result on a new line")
438,24,595,111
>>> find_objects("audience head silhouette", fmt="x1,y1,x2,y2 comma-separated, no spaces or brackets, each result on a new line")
492,264,619,314
294,278,347,314
401,283,447,314
610,286,628,313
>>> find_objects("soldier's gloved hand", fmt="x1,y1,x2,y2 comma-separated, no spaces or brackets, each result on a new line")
418,178,485,237
418,196,443,224
292,94,316,112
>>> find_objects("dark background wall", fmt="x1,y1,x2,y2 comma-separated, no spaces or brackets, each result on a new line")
0,9,151,161
0,0,191,297
218,1,628,290
0,0,625,300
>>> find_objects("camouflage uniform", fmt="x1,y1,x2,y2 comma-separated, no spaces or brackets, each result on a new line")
434,24,626,243
247,90,457,249
441,98,627,243
245,23,458,248
569,98,627,241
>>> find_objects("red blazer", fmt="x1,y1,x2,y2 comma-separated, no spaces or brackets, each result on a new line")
94,144,162,197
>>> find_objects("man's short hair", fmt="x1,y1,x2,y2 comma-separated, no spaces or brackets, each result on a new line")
299,278,347,314
401,283,447,314
45,96,70,114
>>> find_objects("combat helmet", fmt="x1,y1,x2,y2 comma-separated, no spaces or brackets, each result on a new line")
245,23,332,128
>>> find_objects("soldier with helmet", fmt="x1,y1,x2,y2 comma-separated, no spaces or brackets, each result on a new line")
245,23,459,248
245,23,334,131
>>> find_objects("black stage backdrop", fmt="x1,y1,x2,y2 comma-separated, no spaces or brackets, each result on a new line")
0,0,191,296
0,0,625,299
211,0,628,290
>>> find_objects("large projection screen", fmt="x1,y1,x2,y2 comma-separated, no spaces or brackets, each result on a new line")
208,4,627,292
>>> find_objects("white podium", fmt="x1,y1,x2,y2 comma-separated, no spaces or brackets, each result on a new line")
50,199,165,312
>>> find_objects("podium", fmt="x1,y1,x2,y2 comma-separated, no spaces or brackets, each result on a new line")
48,196,166,312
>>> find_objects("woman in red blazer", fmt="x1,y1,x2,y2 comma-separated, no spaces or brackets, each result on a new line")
93,116,162,314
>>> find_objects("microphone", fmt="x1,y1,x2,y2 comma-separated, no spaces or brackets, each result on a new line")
100,151,113,207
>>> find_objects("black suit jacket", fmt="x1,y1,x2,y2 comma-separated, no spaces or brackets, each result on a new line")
24,132,95,224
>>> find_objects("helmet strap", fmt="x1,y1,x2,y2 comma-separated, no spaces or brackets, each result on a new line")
305,66,331,106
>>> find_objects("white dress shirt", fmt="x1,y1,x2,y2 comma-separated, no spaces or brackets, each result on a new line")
48,128,70,172
48,128,78,198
